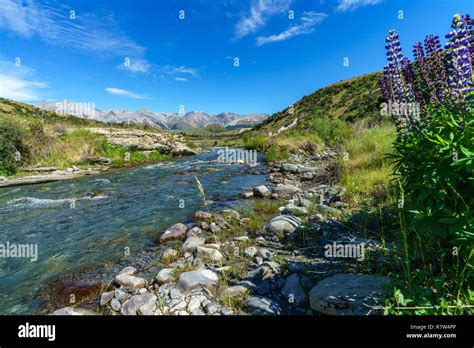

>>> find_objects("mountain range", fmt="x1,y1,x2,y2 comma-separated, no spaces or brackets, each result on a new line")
36,101,268,130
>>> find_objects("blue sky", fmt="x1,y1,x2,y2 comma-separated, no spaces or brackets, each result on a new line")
0,0,472,114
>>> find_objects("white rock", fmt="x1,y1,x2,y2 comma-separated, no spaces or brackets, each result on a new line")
155,268,174,284
177,269,218,294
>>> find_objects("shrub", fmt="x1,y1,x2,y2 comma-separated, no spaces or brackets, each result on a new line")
0,121,29,175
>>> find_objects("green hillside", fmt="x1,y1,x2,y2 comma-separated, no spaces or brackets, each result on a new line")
0,98,173,176
253,72,384,135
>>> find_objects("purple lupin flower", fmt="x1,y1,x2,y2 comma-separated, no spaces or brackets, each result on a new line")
413,42,436,102
461,14,473,62
379,68,392,103
384,29,416,133
445,14,473,104
423,35,449,101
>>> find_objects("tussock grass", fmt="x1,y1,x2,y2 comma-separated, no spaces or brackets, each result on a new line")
338,124,396,205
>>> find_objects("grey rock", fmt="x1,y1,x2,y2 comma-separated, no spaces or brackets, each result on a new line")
110,298,121,311
257,280,271,295
253,185,271,198
264,215,302,236
51,307,97,315
272,184,302,197
233,236,250,242
114,288,129,302
244,246,258,258
308,274,390,315
196,246,224,262
177,269,218,294
191,308,206,316
222,285,250,298
282,205,308,216
281,274,307,306
204,302,221,315
121,293,157,315
315,204,342,215
169,287,184,300
257,248,272,260
115,273,147,290
187,295,207,312
162,248,178,259
155,268,174,284
245,262,280,284
221,307,234,316
160,223,188,243
118,266,138,276
100,291,114,306
280,163,298,173
221,209,240,220
246,296,282,315
186,227,202,238
182,236,206,252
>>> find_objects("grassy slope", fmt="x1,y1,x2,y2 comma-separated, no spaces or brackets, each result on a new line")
245,72,397,204
0,98,171,175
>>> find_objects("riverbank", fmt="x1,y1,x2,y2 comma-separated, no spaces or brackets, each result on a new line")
49,148,395,316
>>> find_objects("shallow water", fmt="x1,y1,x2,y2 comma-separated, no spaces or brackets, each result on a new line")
0,149,268,314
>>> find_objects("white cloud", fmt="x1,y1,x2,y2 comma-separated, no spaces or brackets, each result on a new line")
175,77,188,82
235,0,292,39
0,0,143,55
336,0,382,12
0,59,46,101
163,65,199,78
105,87,144,99
256,12,327,46
0,73,46,100
117,58,150,73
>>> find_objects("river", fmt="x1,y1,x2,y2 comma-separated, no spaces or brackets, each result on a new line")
0,148,268,314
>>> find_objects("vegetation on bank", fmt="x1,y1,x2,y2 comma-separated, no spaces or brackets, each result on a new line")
0,98,171,176
378,15,473,314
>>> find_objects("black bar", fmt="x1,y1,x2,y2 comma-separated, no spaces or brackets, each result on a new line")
0,315,471,346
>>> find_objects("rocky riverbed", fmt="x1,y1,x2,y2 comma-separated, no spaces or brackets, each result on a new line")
50,150,392,316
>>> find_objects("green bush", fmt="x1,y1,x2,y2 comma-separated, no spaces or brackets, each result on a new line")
307,117,352,147
0,121,29,175
390,101,473,310
242,133,268,152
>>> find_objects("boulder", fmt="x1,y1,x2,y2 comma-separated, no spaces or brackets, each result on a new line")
159,223,188,243
177,270,218,294
182,236,206,252
221,209,240,220
253,185,271,198
121,293,157,315
246,296,282,315
280,163,299,173
281,274,307,306
221,285,250,298
115,273,147,290
155,268,174,284
51,307,98,315
264,215,301,236
196,246,224,262
308,274,390,315
192,211,213,221
245,262,280,284
244,246,258,258
186,227,202,238
282,205,308,216
100,291,114,306
272,184,301,197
